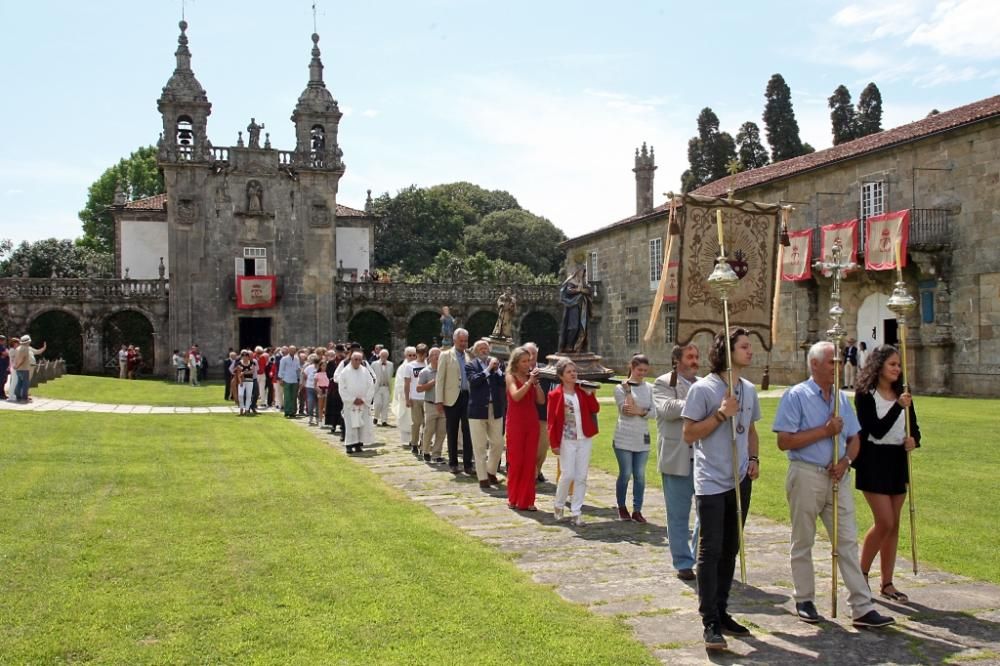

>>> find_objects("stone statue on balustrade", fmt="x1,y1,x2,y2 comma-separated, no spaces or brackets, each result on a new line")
247,118,265,149
558,266,592,353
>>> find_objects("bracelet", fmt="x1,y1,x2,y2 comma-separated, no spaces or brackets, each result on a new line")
715,410,726,423
843,454,852,465
748,456,759,463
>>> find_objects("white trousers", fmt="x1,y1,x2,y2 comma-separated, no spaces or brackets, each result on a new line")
470,405,504,481
555,437,592,516
372,386,391,423
786,460,875,619
239,381,254,411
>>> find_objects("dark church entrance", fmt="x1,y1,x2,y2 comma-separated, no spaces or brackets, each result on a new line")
239,317,272,351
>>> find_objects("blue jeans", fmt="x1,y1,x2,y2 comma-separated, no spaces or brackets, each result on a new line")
306,388,318,420
663,471,699,571
613,446,649,512
15,370,30,401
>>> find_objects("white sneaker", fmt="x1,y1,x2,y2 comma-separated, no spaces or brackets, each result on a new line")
573,515,586,526
554,507,564,520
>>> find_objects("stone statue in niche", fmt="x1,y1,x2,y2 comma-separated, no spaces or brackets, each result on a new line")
247,118,264,149
247,180,264,213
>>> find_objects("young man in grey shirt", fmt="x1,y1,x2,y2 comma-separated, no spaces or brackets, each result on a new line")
682,328,760,651
417,347,446,463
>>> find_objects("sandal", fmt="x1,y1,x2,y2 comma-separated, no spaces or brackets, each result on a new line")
881,582,909,603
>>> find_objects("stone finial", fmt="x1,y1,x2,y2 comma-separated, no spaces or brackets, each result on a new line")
309,33,324,85
158,257,166,279
263,132,271,149
124,267,131,279
237,131,244,147
365,189,373,213
113,182,127,206
633,142,657,215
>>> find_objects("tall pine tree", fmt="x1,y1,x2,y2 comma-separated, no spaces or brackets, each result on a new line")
680,108,737,192
828,85,857,145
735,121,770,170
763,73,807,162
856,82,883,138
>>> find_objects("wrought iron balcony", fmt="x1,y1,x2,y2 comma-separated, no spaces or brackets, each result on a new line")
809,208,953,258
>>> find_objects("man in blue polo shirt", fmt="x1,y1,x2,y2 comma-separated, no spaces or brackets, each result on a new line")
773,341,893,629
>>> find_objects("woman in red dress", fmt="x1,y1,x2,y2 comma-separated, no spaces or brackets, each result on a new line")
505,346,545,511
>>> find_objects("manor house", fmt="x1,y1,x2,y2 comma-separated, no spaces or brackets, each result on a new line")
562,97,1000,396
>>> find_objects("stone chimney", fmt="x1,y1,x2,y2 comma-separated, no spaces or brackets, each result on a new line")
633,142,656,215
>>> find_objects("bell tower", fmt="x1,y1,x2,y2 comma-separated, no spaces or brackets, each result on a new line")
157,20,212,162
290,33,345,175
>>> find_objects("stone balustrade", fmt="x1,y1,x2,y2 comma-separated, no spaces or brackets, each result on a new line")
336,281,561,308
0,278,169,301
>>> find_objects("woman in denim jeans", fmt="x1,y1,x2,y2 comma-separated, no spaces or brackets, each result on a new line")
613,354,656,522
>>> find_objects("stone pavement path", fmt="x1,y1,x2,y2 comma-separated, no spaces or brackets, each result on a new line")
297,418,1000,665
8,397,998,663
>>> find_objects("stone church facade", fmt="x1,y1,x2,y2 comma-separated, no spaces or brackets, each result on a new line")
562,96,1000,396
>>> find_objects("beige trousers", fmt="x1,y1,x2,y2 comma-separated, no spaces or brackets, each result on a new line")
422,405,446,457
786,460,875,619
470,404,504,481
409,399,425,447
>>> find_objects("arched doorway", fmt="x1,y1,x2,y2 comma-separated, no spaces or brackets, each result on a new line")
466,310,498,344
520,311,559,360
407,311,441,347
29,310,83,373
858,292,897,354
103,310,155,375
348,310,392,357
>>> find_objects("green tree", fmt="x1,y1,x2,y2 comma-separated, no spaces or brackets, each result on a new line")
856,82,883,138
680,107,737,191
763,73,807,162
427,182,520,226
371,186,467,273
828,84,857,145
413,250,552,285
464,209,566,276
0,238,114,278
735,121,770,170
78,145,164,253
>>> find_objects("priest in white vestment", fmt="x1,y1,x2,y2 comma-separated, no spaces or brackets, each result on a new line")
338,352,376,454
392,346,417,444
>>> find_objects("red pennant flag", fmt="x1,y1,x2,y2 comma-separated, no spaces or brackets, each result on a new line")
236,275,277,309
663,261,680,302
781,229,812,281
820,219,858,267
865,210,910,271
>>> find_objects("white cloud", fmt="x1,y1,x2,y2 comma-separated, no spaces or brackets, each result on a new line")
361,109,379,118
832,2,923,38
906,0,1000,59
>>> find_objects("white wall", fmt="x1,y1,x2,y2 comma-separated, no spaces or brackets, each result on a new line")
121,219,168,278
336,227,370,272
857,291,895,353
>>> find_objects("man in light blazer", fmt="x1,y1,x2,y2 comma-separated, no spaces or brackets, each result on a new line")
435,328,474,475
653,343,701,581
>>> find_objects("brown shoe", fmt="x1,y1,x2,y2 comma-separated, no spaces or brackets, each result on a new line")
479,480,492,491
676,568,696,581
463,466,475,476
488,474,501,486
618,507,632,521
449,465,460,474
631,510,647,524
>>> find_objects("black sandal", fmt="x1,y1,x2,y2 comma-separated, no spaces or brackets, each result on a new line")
881,582,909,603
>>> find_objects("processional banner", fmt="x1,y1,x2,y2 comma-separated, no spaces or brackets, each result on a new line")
865,210,910,271
781,229,812,281
236,275,277,309
663,261,680,303
674,194,781,350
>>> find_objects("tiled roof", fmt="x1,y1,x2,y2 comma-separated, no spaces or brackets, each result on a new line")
561,204,670,247
124,193,168,210
336,203,369,218
693,94,1000,197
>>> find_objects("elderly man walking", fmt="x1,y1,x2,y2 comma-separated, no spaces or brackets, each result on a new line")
435,328,474,476
371,349,393,427
773,340,894,629
12,335,46,403
339,351,376,454
278,345,302,418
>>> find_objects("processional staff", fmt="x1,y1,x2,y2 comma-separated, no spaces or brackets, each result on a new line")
886,234,918,575
706,207,747,584
813,237,855,618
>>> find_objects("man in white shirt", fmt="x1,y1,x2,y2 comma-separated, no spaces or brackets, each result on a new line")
371,349,394,427
405,344,429,454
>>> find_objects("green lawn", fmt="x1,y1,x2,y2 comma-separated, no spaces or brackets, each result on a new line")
0,413,655,665
32,375,232,407
589,395,1000,584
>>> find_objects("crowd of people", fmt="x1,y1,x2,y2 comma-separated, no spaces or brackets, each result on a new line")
0,334,47,403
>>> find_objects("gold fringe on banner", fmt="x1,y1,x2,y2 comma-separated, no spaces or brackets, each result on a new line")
644,196,678,342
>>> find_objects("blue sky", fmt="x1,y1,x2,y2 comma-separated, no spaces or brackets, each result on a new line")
1,0,998,248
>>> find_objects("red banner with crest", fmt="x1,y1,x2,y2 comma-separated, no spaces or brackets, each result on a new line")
865,210,910,271
236,276,277,309
781,229,813,281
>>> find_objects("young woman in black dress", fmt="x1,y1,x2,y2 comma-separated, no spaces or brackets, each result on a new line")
852,345,921,603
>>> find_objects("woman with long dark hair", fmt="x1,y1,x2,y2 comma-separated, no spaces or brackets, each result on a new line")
852,345,921,603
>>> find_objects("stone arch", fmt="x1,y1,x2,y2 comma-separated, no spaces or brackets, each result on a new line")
466,309,498,343
519,310,559,360
28,309,84,373
407,310,441,347
102,310,155,375
348,310,392,356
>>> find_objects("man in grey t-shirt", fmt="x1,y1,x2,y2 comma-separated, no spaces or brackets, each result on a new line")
681,328,760,651
417,347,446,462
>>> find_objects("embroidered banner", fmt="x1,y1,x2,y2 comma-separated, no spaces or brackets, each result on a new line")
865,210,910,271
236,275,277,309
675,194,781,350
820,219,858,267
781,229,812,281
